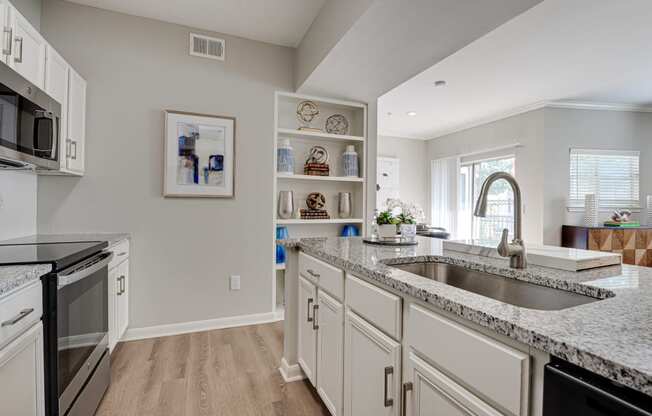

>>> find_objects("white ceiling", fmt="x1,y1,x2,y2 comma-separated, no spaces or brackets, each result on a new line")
65,0,325,47
299,0,542,101
378,0,652,139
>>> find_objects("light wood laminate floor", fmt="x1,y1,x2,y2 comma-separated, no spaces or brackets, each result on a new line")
96,322,330,416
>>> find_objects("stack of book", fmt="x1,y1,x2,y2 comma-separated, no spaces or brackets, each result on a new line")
304,163,330,176
300,209,330,220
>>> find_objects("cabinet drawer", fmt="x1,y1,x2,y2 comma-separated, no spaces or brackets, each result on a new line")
0,281,42,350
346,273,401,339
299,253,344,301
407,304,529,416
109,239,130,269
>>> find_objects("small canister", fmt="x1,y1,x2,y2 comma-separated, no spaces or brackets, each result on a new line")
343,145,359,177
277,138,294,174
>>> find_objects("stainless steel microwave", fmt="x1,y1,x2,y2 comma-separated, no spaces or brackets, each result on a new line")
0,62,61,170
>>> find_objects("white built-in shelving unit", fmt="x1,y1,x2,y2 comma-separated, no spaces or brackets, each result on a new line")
272,92,367,313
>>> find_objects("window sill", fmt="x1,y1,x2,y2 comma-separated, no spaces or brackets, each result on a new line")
566,207,641,213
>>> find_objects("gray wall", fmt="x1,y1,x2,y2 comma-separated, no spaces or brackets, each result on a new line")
378,135,428,216
0,171,37,240
37,0,294,329
426,107,652,246
12,0,41,30
426,109,546,244
543,107,652,244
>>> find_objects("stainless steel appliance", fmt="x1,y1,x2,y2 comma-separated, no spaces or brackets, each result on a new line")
0,240,111,416
544,357,652,416
0,61,61,170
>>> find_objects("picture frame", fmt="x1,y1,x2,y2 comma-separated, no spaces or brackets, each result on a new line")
163,110,236,198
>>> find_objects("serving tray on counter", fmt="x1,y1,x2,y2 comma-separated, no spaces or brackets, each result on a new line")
363,237,418,246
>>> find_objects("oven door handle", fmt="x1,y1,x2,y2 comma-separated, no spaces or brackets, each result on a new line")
58,252,113,289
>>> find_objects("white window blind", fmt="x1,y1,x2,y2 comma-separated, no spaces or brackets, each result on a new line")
568,148,640,210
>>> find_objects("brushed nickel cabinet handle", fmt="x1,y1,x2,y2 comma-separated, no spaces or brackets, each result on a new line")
2,27,12,56
312,304,319,330
71,141,77,160
116,276,122,295
14,36,22,63
2,308,34,327
401,382,413,416
306,269,320,278
384,366,394,407
120,276,125,294
306,298,313,322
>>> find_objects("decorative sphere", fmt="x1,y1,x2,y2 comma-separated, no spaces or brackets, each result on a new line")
306,192,326,210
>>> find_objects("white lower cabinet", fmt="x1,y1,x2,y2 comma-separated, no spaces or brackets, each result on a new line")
108,239,130,352
0,321,45,416
316,290,343,416
116,259,129,341
404,351,502,416
298,275,317,385
344,310,401,416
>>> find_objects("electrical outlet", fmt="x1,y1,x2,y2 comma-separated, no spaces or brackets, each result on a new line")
230,275,241,290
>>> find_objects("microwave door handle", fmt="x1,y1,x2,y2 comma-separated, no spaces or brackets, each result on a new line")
58,252,113,289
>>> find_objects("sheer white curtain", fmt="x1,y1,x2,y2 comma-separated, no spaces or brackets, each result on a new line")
431,157,460,237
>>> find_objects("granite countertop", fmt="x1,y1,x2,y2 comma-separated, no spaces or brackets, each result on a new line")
0,264,52,299
0,233,130,247
283,236,652,396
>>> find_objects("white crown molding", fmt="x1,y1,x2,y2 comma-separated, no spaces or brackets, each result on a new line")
279,358,305,382
545,101,652,112
425,100,652,141
122,311,284,342
427,101,548,141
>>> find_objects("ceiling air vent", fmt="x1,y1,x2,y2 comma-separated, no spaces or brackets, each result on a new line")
189,33,225,61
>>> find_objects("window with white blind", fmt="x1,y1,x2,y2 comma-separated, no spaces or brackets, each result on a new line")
568,149,640,210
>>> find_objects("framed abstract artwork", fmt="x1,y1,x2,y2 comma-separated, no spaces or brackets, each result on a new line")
164,110,235,198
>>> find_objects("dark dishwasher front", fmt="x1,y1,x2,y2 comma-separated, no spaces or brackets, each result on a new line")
543,358,652,416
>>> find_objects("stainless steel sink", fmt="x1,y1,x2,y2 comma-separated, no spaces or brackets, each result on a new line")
391,262,600,310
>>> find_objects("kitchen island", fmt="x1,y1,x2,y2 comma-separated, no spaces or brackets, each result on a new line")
280,236,651,416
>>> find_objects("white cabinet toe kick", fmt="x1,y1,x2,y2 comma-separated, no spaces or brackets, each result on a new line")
283,251,548,416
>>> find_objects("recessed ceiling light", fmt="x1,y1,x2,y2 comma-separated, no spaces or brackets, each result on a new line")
406,111,417,116
434,80,447,87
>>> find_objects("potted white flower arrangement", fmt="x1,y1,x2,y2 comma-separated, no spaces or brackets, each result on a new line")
385,198,425,240
376,209,399,238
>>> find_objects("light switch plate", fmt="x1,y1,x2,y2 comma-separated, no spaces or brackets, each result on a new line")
230,275,241,290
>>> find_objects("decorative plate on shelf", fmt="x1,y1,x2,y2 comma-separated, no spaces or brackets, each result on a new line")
296,100,320,130
325,114,349,135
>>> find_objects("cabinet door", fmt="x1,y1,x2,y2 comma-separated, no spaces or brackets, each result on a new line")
44,45,69,169
116,259,129,341
0,322,44,416
344,310,401,416
404,351,502,416
298,276,317,385
316,290,343,416
108,265,119,352
8,6,46,89
0,0,10,65
67,67,86,173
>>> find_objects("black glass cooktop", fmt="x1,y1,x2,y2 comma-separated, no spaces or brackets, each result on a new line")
0,241,108,271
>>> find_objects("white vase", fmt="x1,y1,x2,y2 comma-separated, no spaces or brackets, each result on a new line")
584,194,598,227
399,223,417,240
378,224,397,238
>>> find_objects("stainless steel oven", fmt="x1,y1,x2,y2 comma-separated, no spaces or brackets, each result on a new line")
0,60,61,170
43,251,113,416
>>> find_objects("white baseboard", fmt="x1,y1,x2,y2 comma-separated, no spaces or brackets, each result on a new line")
122,311,284,342
279,357,305,383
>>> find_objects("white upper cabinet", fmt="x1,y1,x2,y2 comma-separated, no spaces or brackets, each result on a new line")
0,1,9,66
44,45,69,168
66,66,86,174
7,4,45,89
